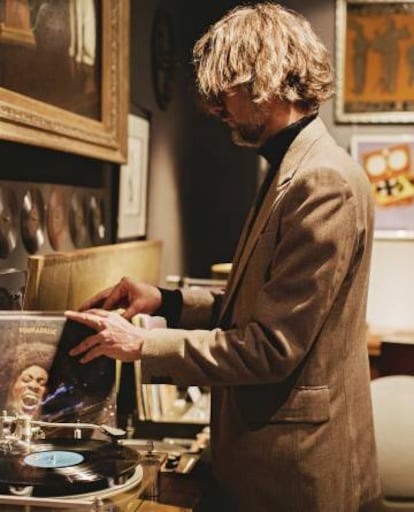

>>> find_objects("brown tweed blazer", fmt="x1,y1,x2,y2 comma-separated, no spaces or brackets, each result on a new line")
141,117,381,511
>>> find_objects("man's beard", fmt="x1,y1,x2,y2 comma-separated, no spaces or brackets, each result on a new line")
230,123,266,147
229,107,270,148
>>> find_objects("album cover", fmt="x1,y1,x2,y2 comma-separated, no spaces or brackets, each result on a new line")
0,312,116,437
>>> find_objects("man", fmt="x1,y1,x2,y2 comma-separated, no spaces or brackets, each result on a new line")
66,4,380,510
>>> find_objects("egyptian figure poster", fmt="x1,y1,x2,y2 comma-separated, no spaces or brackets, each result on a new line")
336,1,414,122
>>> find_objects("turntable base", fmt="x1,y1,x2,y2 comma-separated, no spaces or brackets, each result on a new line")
0,447,202,512
0,463,196,512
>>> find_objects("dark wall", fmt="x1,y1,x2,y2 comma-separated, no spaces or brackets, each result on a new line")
130,0,258,279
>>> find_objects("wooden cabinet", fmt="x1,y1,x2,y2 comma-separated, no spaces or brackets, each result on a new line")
368,331,414,379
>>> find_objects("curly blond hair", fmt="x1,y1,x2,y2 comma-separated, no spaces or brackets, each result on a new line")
193,2,334,112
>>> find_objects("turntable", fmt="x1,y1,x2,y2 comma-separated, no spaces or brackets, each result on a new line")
0,413,149,511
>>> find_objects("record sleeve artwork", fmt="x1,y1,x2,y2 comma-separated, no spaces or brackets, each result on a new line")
0,313,142,506
0,312,116,427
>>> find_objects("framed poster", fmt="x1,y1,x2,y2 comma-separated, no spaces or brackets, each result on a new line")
117,113,150,239
351,134,414,237
0,0,129,162
336,0,414,123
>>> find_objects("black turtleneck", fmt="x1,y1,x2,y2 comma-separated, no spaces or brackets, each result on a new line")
252,113,318,218
259,112,318,170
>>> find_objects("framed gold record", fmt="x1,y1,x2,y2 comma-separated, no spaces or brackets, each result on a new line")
47,186,69,251
88,195,105,246
0,185,18,259
21,187,46,254
69,191,89,249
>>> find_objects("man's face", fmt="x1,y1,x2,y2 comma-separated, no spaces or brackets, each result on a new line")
209,87,293,148
10,365,48,416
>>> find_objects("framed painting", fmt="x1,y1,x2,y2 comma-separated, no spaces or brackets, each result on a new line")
336,0,414,123
0,0,129,163
117,111,150,239
351,134,414,237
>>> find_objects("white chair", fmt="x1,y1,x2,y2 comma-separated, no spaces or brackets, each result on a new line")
371,375,414,511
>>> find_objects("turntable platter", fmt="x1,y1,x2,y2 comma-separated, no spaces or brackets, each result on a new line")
0,439,140,496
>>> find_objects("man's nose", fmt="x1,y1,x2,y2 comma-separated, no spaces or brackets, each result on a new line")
209,104,224,116
210,105,230,121
29,381,40,391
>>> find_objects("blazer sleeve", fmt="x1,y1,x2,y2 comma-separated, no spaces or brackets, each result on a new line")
140,167,361,386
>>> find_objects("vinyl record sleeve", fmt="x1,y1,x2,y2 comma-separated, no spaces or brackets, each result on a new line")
0,312,116,434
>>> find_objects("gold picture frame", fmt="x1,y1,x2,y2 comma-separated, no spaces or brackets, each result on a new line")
336,0,414,123
0,0,129,163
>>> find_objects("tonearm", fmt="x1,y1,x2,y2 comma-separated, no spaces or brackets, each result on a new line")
0,410,125,452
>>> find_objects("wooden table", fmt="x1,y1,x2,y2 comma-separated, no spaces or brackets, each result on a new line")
368,329,414,379
137,454,210,512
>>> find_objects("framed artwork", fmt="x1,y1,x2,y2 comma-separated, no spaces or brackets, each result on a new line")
0,0,129,162
117,112,150,239
351,134,414,237
336,0,414,123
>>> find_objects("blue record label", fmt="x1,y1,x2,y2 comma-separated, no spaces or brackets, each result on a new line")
24,450,84,468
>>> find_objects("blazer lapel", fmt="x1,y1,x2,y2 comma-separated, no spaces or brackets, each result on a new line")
219,179,289,323
219,117,328,324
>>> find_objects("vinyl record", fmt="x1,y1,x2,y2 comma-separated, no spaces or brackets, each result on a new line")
47,186,68,251
21,187,46,254
88,195,105,245
69,191,88,248
0,439,140,496
0,185,18,259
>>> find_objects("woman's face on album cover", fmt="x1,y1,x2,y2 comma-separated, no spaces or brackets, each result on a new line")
9,365,48,417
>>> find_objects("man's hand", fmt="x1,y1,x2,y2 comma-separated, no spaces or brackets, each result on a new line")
65,309,145,363
78,277,162,320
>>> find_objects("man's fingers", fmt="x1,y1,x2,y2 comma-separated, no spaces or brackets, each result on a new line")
88,308,110,318
102,283,127,310
65,310,106,331
79,344,106,364
122,305,138,320
78,289,109,311
69,333,101,356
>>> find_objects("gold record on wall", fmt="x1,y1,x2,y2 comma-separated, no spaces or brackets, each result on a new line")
69,191,89,249
21,187,46,254
88,195,105,246
0,185,18,259
47,187,68,251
